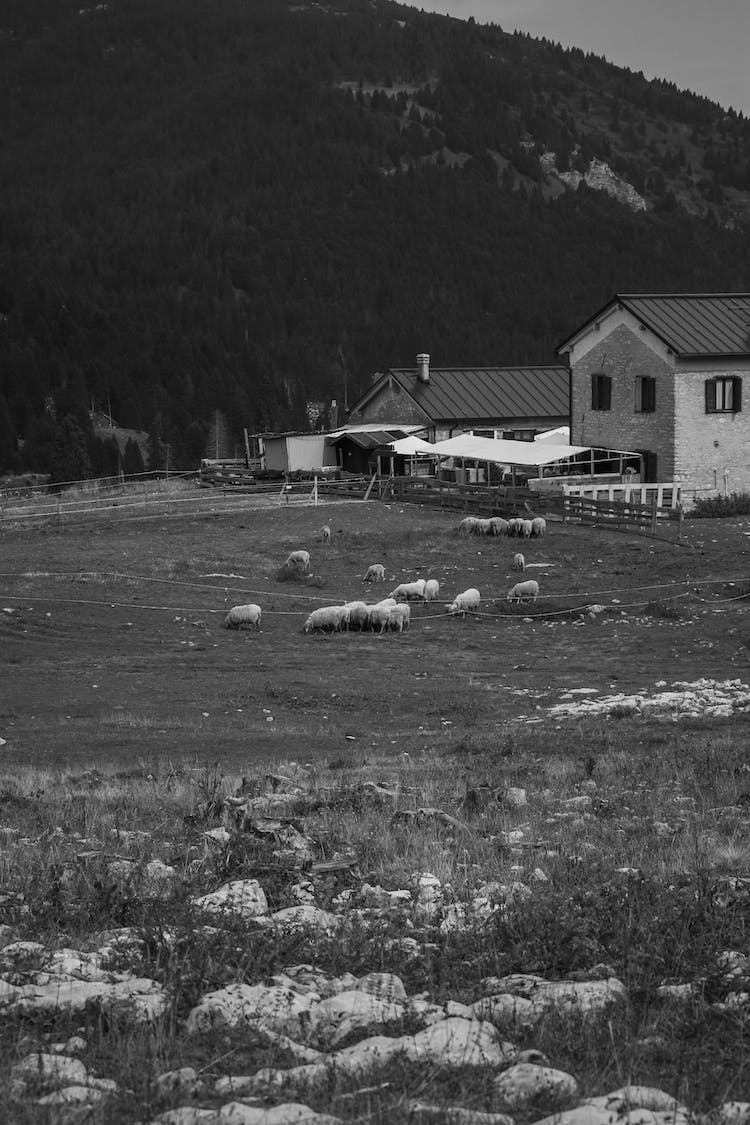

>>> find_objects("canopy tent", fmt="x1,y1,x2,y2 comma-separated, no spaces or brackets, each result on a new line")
428,434,594,466
386,435,437,456
534,426,570,444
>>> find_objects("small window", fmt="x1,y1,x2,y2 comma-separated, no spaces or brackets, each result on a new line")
635,375,656,413
706,377,742,413
591,373,612,411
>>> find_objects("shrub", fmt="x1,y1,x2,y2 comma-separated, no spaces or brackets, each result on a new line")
689,492,750,518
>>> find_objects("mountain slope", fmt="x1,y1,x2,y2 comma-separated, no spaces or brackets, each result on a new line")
1,0,749,472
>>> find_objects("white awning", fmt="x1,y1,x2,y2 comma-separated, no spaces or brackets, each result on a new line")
386,435,437,455
326,422,425,439
534,426,570,444
428,434,639,467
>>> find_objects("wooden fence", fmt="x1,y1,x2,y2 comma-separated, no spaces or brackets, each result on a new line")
561,493,684,538
381,475,554,516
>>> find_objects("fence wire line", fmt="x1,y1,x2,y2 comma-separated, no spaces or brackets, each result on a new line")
0,567,748,604
1,585,746,624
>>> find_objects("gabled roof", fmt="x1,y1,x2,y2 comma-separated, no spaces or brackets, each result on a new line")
382,366,569,422
558,293,750,358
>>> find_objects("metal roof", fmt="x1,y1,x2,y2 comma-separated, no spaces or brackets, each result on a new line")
559,294,750,357
387,366,569,422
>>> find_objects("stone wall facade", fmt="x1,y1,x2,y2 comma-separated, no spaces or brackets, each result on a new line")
674,364,750,496
570,319,750,497
570,322,676,479
348,381,429,427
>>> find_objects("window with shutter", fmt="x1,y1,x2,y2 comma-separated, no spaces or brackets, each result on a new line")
635,376,656,412
591,373,612,411
706,377,742,413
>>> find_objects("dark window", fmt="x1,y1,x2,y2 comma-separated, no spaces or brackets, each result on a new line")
591,373,611,411
705,377,742,413
635,375,656,412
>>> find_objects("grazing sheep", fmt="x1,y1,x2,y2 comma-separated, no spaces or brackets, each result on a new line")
513,553,525,571
389,579,426,602
303,605,346,633
363,563,386,584
320,525,331,544
472,517,494,536
389,603,411,632
285,549,310,572
458,516,479,535
489,517,509,536
531,517,547,537
506,518,524,537
521,519,534,538
368,604,392,633
446,588,481,617
224,604,262,631
423,578,440,602
346,601,370,631
507,580,539,604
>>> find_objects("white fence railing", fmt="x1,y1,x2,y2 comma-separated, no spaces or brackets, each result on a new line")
561,481,682,509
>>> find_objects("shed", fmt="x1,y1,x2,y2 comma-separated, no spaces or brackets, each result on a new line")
262,433,337,476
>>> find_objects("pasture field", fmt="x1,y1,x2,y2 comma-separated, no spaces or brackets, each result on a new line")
2,499,750,1124
1,498,749,770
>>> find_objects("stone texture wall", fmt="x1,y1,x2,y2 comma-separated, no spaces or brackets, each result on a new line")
674,366,750,495
570,323,676,478
348,382,429,426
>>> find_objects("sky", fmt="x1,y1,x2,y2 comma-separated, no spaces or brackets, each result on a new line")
402,0,750,117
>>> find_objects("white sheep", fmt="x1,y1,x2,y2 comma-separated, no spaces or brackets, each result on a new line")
521,519,533,538
507,580,539,604
320,525,331,544
303,605,346,633
346,601,370,631
471,517,493,535
506,518,524,537
423,578,440,602
389,579,426,602
489,516,509,536
513,553,525,571
446,588,481,617
368,604,392,633
458,516,478,535
389,603,411,632
285,549,310,572
363,563,386,584
531,517,547,537
224,604,262,630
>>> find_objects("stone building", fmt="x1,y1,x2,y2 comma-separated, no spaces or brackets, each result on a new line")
558,293,750,499
347,354,570,443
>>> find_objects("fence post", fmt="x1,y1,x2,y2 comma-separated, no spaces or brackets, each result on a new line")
650,497,658,535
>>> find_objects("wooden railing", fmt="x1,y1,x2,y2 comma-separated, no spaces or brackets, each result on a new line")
562,493,684,538
382,475,558,516
560,480,681,509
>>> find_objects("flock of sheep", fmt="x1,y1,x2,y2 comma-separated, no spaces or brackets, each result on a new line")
224,514,547,633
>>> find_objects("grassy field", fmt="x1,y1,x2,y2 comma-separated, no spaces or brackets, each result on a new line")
1,498,750,1123
1,497,748,770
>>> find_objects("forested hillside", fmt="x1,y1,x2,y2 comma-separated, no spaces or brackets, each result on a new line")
1,0,750,476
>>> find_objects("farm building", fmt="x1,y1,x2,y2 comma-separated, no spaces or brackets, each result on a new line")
559,293,750,502
262,432,337,476
347,354,570,443
325,423,427,475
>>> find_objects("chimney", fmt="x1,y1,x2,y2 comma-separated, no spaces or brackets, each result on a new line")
416,353,430,384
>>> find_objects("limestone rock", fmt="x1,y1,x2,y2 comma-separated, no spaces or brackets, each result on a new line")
406,1103,515,1124
471,993,535,1032
191,880,269,920
270,905,338,932
154,1067,205,1101
186,982,319,1038
493,1062,579,1111
12,1052,90,1092
308,988,405,1046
